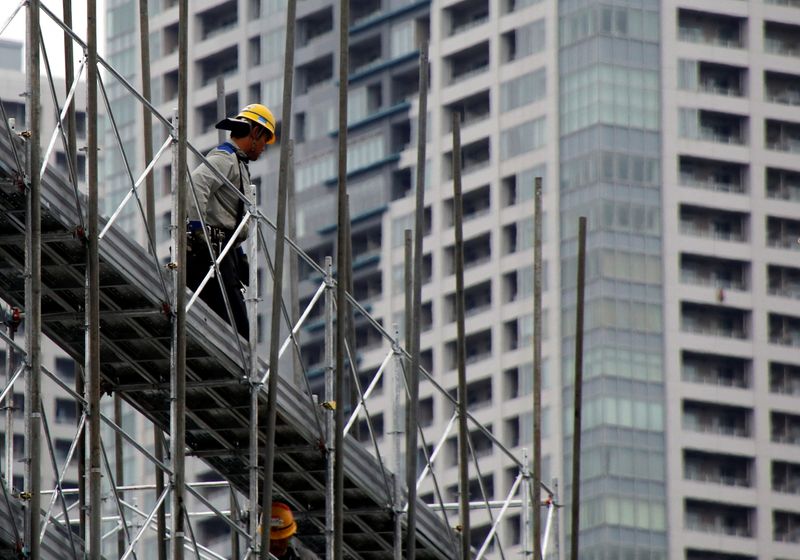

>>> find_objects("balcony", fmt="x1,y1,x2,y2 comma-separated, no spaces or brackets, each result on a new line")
684,450,753,487
774,510,800,543
445,90,491,131
765,71,800,106
772,411,800,445
679,156,748,194
766,119,800,153
680,60,747,97
769,313,800,347
765,21,800,58
297,7,333,48
685,499,754,538
773,461,800,494
766,167,800,202
682,302,749,340
682,351,750,389
679,205,749,242
767,216,800,250
687,552,755,560
444,184,491,227
768,265,800,300
197,46,238,87
770,362,800,396
446,0,489,36
445,329,492,369
198,0,237,41
349,34,383,76
447,41,490,85
444,232,491,274
350,0,382,27
678,9,746,49
297,55,333,95
444,137,491,179
680,254,748,291
683,400,752,438
680,109,747,145
445,280,492,322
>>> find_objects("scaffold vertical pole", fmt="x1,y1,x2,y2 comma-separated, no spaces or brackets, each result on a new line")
533,176,543,560
570,217,587,560
139,0,156,242
404,230,411,350
392,325,403,560
216,77,225,145
451,111,471,559
60,0,86,545
521,448,530,556
85,0,101,558
114,395,125,558
171,0,190,554
406,41,429,560
324,257,334,559
246,181,258,558
287,141,303,387
4,324,14,493
334,0,350,556
260,0,296,556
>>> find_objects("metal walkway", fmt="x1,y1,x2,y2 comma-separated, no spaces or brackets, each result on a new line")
0,131,455,558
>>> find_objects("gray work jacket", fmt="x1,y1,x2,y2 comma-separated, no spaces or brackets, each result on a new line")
188,142,251,242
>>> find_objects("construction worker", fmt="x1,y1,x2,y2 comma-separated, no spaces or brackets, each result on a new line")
186,103,276,339
266,502,319,559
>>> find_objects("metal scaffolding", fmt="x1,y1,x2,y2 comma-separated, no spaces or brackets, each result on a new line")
0,2,558,558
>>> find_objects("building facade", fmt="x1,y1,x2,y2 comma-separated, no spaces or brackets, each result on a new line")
106,0,800,558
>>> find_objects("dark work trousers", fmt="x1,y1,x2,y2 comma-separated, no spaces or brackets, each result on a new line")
186,243,249,339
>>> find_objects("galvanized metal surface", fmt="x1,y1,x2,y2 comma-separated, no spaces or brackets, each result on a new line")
0,134,456,560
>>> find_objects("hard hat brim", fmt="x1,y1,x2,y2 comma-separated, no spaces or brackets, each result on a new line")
271,520,297,540
215,117,251,137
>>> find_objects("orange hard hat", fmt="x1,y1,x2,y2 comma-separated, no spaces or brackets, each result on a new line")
270,502,297,540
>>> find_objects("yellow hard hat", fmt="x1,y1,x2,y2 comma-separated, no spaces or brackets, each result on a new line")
215,103,276,144
269,502,297,540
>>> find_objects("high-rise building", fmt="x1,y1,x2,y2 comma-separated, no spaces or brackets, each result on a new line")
107,0,800,558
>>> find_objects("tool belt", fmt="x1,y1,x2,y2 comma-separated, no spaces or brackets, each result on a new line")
187,224,236,256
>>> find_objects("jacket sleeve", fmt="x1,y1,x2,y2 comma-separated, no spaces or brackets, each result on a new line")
188,151,237,223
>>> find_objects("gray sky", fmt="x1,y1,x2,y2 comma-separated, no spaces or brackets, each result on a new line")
0,0,106,77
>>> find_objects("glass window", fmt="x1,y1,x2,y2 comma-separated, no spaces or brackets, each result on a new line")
390,20,416,58
501,68,546,112
501,117,546,159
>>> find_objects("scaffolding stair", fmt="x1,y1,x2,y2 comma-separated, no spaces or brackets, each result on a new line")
0,134,457,558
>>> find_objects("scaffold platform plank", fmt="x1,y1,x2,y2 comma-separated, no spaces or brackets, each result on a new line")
0,135,457,559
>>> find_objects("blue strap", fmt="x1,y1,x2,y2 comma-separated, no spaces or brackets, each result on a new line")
216,142,236,154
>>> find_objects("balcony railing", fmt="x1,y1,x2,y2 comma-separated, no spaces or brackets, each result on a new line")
680,173,745,193
678,27,743,49
680,222,746,242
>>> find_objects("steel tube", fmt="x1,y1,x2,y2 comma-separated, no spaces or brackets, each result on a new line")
171,1,189,557
334,0,350,556
287,142,302,387
115,394,125,558
451,112,471,559
569,217,587,560
406,41,429,560
139,0,156,245
324,257,335,559
260,1,296,557
533,176,543,560
60,0,86,544
392,327,403,560
4,328,15,492
87,0,102,552
25,0,43,556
